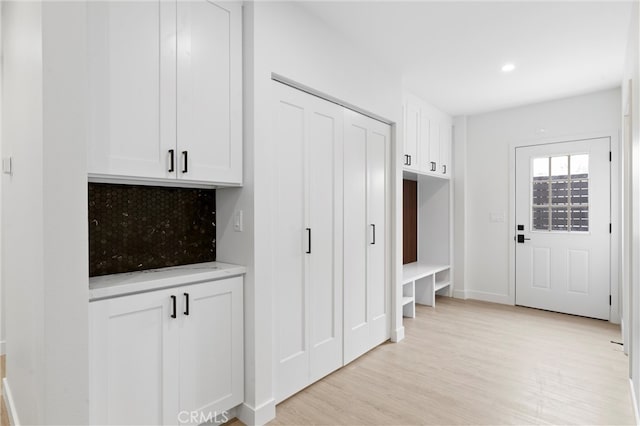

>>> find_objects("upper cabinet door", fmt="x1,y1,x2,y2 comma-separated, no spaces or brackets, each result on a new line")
440,122,451,176
419,114,432,173
403,102,419,170
87,1,176,180
428,120,441,174
177,0,243,185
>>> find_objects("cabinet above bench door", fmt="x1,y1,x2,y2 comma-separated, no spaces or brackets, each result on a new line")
87,0,242,187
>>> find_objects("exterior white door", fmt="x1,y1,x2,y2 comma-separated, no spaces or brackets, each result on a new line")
515,138,610,319
273,82,344,403
343,110,391,364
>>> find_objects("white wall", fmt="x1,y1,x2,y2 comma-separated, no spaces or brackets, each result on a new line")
452,116,467,299
622,0,640,417
1,2,89,424
458,88,621,305
216,2,404,424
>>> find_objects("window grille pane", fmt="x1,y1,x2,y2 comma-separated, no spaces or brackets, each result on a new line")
571,207,589,232
533,157,549,178
570,178,588,205
551,207,569,231
532,207,549,231
551,180,569,205
532,181,549,206
551,156,568,179
570,154,589,176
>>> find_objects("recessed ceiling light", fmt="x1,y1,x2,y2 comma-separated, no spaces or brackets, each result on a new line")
502,63,516,73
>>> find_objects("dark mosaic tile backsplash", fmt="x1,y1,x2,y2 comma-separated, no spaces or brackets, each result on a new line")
89,183,215,277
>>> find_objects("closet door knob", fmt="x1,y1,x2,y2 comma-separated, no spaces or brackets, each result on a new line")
306,228,311,254
371,224,376,245
431,161,436,172
442,165,447,174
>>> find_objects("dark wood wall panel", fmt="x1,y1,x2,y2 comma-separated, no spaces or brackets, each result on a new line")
403,179,418,264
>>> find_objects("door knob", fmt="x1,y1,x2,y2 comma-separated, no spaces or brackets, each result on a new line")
517,234,531,244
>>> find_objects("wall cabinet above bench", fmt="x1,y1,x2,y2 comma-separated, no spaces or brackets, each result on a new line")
403,95,452,179
87,0,242,187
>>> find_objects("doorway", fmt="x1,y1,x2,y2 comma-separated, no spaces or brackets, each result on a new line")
515,138,611,319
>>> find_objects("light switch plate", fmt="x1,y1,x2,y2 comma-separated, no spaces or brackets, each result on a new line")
2,157,12,175
234,210,243,232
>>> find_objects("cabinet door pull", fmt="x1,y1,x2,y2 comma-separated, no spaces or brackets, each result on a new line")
184,293,190,316
408,155,412,166
305,228,311,254
182,151,188,173
442,165,447,174
170,295,177,319
168,149,175,172
371,224,376,245
431,161,436,172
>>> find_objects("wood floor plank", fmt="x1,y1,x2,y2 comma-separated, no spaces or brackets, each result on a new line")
233,298,634,425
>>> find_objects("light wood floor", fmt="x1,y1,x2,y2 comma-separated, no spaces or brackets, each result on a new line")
252,298,635,425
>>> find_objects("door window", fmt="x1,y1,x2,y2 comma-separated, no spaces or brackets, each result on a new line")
531,154,589,232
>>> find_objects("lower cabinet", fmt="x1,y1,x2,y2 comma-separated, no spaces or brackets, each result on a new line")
89,276,243,426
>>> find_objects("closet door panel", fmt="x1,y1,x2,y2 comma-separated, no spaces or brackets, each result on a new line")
308,105,344,382
367,125,390,345
273,88,308,402
343,115,370,364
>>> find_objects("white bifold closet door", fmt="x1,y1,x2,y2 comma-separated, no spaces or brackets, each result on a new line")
343,110,391,364
273,82,344,403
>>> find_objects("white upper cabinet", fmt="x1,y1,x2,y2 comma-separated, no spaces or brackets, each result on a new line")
88,0,242,186
403,102,420,171
402,96,451,179
176,1,242,184
439,121,451,177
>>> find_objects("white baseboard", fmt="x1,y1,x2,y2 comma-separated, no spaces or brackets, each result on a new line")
453,289,467,299
391,326,405,342
0,340,6,356
465,290,511,305
236,398,275,426
630,379,639,426
3,378,19,426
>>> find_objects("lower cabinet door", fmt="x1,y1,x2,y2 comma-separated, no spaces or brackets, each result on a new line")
89,288,180,426
178,277,244,426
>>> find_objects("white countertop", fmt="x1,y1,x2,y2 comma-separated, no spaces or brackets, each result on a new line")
89,261,246,301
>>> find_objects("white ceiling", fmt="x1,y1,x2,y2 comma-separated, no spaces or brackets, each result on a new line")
298,1,634,116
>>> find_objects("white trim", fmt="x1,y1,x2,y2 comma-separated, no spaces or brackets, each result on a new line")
391,326,405,342
453,289,467,299
508,130,621,322
630,379,639,426
465,290,511,305
236,398,276,426
0,341,5,356
3,378,19,426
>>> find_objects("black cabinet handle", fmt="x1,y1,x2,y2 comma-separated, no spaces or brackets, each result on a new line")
371,224,376,245
182,151,188,173
168,149,175,172
431,161,436,172
408,155,412,166
184,293,189,316
306,228,311,254
443,165,447,174
170,295,177,319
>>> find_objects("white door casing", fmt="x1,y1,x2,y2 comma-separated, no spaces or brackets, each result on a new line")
515,138,610,319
